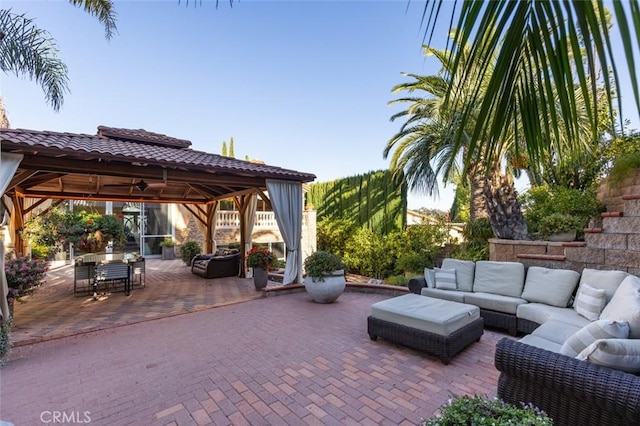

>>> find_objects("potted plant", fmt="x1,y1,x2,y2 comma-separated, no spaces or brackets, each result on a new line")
246,246,275,290
180,241,201,265
422,394,552,425
538,213,583,242
303,251,346,303
159,237,176,260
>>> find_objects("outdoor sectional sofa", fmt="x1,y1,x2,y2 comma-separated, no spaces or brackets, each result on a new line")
408,259,640,426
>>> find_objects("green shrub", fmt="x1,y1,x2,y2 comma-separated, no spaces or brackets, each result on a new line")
394,222,450,273
538,213,583,237
451,218,493,261
608,150,640,184
344,228,394,279
180,241,201,265
422,395,553,426
317,217,357,258
0,318,12,366
385,275,409,287
521,185,603,235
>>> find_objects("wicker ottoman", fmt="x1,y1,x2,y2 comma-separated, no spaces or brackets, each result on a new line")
368,294,484,364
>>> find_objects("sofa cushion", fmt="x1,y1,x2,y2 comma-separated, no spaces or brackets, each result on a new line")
442,258,475,292
530,320,582,346
420,287,467,303
518,334,564,353
560,320,630,357
434,267,457,290
520,266,580,307
600,275,640,338
464,292,528,315
575,268,629,305
370,294,480,336
424,268,436,288
577,338,640,373
517,303,591,328
573,283,607,321
472,261,526,298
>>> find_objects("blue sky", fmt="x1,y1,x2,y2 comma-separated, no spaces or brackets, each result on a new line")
2,1,639,211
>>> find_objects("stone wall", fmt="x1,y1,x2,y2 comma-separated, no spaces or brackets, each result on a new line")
597,168,640,213
490,168,640,276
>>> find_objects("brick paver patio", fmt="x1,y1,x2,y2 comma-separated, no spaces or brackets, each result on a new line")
1,260,507,425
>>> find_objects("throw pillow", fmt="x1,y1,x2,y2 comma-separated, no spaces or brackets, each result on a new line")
577,338,640,374
559,319,629,357
600,275,640,338
424,268,436,288
574,283,607,321
434,267,457,290
520,266,580,307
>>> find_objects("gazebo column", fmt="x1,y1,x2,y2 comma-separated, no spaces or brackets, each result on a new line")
11,194,25,256
204,203,217,254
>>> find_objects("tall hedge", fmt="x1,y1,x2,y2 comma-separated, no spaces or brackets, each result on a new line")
306,170,407,234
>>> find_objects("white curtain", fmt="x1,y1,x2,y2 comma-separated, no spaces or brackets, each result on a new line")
266,179,303,284
242,193,258,270
1,152,23,321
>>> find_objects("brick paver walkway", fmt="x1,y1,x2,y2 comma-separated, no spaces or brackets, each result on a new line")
1,260,508,425
8,259,264,346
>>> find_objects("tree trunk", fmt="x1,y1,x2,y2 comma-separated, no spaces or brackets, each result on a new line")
468,162,488,221
484,172,528,240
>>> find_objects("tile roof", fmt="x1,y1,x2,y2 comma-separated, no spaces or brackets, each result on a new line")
0,127,316,182
96,126,192,149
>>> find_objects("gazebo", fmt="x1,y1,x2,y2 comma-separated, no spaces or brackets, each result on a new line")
0,126,316,320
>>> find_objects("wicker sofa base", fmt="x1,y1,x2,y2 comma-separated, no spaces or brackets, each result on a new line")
516,318,541,334
367,316,484,364
479,309,518,335
495,338,640,426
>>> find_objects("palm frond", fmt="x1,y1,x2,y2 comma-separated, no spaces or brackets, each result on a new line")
0,9,69,111
422,0,640,164
68,0,118,40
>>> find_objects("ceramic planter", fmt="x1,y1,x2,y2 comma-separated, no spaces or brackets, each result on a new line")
303,269,346,303
253,267,269,290
161,246,175,260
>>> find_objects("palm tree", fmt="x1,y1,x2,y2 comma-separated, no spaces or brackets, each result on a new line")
419,1,639,170
0,1,117,111
386,44,529,238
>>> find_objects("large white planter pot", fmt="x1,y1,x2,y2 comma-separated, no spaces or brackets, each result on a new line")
303,269,346,304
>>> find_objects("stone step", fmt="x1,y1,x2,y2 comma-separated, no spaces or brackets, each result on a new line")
516,253,566,261
622,197,640,217
601,216,640,233
561,241,586,247
622,194,640,200
601,211,623,218
584,228,603,233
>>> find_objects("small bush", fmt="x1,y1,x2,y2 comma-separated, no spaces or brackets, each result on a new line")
180,241,201,265
0,318,12,366
538,213,583,237
521,185,603,234
385,275,408,287
451,218,493,261
422,395,553,426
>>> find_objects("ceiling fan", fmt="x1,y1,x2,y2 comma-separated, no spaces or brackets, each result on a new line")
103,179,166,192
